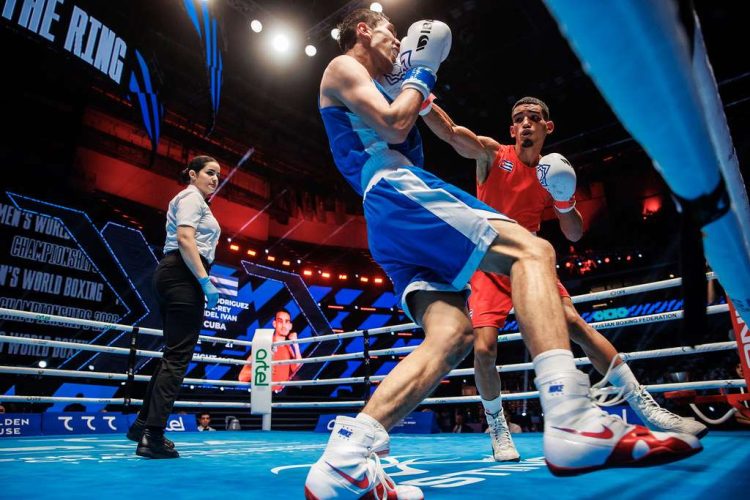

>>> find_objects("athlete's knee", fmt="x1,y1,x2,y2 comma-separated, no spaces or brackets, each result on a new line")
443,323,474,367
521,236,556,266
473,332,497,365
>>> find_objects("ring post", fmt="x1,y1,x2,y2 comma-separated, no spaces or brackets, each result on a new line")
250,328,274,430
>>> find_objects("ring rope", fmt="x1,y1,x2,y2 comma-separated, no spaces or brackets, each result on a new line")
1,340,734,392
3,379,744,409
0,303,731,369
0,272,716,351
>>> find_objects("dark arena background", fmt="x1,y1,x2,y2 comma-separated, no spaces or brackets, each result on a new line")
1,1,749,499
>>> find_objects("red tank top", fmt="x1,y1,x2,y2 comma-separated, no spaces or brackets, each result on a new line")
476,144,551,233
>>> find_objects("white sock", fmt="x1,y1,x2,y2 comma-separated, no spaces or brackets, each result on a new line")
482,395,503,415
356,412,386,433
609,362,639,389
533,349,576,378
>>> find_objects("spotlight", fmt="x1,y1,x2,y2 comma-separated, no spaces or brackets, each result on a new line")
38,360,47,368
305,44,317,57
369,2,383,13
250,19,262,33
88,365,95,371
330,28,340,40
296,259,302,264
272,33,290,53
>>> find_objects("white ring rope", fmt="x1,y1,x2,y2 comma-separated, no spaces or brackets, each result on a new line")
0,340,735,392
3,379,745,409
274,304,730,365
0,335,252,366
0,366,250,387
0,303,731,370
0,272,716,351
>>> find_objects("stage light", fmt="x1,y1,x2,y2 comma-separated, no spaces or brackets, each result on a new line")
282,260,291,266
330,28,340,40
272,33,291,53
373,277,383,284
360,276,369,283
321,272,331,278
250,19,262,33
338,274,347,280
604,257,610,263
226,237,232,242
267,255,276,262
305,44,317,57
229,244,240,251
370,2,383,13
88,365,95,371
247,249,257,256
38,360,47,368
296,259,302,264
303,269,313,276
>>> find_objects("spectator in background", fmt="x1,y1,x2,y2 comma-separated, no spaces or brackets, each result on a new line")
452,412,473,433
197,413,216,431
239,309,303,392
63,393,86,412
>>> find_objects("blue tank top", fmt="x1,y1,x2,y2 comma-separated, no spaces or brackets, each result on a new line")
319,81,424,196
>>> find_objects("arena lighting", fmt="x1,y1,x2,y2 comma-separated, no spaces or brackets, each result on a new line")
369,2,383,13
296,259,302,264
272,33,291,53
226,237,232,242
374,277,384,284
247,249,257,256
303,269,313,276
330,28,340,40
321,272,331,278
88,365,95,371
305,44,317,57
38,360,47,368
338,274,347,280
250,19,262,33
229,244,240,251
360,276,369,283
604,257,611,263
267,255,276,262
282,260,291,266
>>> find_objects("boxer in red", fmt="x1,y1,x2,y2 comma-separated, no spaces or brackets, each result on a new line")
424,96,707,462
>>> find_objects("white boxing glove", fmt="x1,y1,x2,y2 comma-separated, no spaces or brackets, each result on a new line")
378,58,435,115
537,153,577,213
398,20,452,99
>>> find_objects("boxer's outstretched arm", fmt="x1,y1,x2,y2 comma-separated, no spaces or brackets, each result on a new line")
423,103,499,183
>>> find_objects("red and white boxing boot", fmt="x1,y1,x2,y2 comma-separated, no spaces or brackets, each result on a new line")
304,415,422,499
536,370,702,476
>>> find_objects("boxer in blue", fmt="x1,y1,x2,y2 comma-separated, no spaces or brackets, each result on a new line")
304,9,701,499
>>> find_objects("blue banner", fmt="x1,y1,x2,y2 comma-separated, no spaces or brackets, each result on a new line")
315,412,439,434
42,412,130,434
0,414,43,437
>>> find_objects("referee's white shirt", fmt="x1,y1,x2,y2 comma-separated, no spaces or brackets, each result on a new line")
163,184,220,263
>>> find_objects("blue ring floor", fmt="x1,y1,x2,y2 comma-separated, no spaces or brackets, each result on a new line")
1,430,748,499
